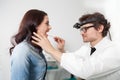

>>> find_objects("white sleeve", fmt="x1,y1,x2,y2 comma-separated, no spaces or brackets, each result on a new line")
60,52,99,79
60,45,120,79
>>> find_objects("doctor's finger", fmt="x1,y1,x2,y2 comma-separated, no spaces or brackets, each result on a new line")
33,32,43,39
31,40,41,46
32,36,41,42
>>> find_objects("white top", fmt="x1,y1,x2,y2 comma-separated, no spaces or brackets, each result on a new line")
60,37,120,80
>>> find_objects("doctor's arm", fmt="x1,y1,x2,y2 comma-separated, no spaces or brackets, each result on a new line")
31,32,63,62
32,32,113,79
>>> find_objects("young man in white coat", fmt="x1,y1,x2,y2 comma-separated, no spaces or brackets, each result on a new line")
32,12,120,80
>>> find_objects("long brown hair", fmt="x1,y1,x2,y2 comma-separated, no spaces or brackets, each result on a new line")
9,9,47,55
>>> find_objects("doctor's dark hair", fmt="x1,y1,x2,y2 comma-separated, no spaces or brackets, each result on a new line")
79,12,110,37
9,9,47,55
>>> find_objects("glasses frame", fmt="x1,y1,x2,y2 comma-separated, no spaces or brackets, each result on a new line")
80,26,94,33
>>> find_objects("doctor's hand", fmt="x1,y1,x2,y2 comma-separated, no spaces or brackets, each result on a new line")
31,32,55,54
54,36,65,53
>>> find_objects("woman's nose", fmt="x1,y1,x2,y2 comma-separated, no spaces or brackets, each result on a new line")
49,26,52,30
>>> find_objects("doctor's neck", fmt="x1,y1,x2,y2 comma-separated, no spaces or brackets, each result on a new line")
90,36,103,47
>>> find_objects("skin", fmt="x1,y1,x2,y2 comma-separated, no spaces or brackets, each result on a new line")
54,36,65,52
80,23,104,47
36,15,65,52
36,16,51,37
32,23,104,62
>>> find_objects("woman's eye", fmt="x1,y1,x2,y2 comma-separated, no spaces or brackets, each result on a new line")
46,23,49,25
46,22,49,26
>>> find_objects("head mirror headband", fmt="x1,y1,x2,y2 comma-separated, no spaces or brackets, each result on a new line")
73,17,112,41
73,18,106,29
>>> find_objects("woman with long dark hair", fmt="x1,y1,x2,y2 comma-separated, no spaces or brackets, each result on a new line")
10,9,51,80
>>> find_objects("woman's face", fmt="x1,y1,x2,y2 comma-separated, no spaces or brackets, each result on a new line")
36,16,51,37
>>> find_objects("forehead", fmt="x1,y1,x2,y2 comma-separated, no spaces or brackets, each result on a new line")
43,16,49,21
81,23,94,28
45,16,48,19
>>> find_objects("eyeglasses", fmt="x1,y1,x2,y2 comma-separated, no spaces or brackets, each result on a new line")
80,26,94,33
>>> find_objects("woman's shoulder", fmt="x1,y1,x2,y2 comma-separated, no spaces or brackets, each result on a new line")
15,41,29,49
12,41,31,55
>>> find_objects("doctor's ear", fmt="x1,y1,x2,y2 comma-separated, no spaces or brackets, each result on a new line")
98,25,104,32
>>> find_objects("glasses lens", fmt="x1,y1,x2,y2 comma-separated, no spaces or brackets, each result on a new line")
80,26,94,32
80,28,86,32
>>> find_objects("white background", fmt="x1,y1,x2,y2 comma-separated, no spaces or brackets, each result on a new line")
0,0,120,80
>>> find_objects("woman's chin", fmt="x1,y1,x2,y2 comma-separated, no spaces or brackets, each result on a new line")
46,34,48,37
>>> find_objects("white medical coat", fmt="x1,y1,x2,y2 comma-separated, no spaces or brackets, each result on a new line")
60,37,120,80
